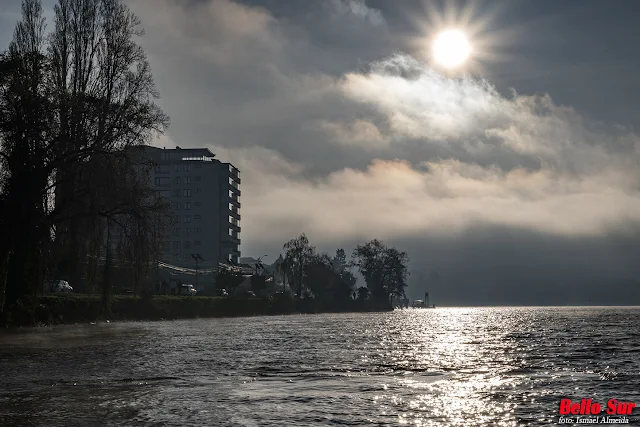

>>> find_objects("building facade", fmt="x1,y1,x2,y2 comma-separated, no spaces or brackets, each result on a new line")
143,146,241,269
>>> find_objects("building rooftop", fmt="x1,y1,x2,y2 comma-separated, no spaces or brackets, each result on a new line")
141,145,216,159
174,146,216,158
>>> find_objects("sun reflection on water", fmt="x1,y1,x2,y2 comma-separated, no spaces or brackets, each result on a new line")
368,308,528,426
1,307,638,426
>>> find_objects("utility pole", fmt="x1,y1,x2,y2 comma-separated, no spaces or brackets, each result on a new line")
191,253,204,291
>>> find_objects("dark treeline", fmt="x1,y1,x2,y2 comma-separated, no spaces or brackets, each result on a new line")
0,0,170,325
216,233,410,309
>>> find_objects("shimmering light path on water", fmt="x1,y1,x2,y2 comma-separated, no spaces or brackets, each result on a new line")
1,307,639,426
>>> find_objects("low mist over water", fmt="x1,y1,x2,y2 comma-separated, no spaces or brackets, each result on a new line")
1,308,638,426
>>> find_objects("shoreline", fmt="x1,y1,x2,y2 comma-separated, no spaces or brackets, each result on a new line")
2,294,391,328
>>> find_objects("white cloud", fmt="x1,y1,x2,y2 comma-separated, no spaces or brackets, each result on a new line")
318,119,390,150
196,52,640,248
210,148,640,247
128,0,284,67
328,0,386,27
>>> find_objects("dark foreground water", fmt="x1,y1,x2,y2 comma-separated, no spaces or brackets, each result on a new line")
1,307,639,426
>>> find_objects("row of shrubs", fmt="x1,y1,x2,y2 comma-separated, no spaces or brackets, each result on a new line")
3,294,392,327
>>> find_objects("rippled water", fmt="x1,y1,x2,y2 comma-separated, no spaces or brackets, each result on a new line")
1,307,639,426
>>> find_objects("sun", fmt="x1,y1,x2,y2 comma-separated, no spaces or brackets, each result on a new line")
432,29,472,69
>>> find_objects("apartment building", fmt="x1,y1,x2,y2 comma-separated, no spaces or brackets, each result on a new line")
143,146,241,269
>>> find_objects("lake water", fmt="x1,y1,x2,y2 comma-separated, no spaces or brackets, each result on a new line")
1,307,639,426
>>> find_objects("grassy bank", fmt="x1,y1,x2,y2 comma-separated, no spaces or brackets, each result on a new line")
3,294,391,327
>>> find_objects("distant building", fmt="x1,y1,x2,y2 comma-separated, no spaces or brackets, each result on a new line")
143,146,241,269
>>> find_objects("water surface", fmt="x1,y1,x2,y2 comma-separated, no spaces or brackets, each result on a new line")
1,307,639,426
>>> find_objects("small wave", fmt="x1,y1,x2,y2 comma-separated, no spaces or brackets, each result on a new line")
505,367,538,375
599,371,619,381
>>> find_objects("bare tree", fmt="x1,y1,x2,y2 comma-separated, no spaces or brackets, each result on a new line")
283,234,315,298
0,0,54,319
0,0,169,322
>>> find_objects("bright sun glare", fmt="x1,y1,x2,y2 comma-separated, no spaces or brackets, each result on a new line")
433,29,471,69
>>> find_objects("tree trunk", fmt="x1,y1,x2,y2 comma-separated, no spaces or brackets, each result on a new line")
0,248,11,326
102,219,112,313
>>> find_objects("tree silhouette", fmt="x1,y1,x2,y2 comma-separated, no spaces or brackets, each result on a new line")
351,239,409,303
282,233,315,298
0,0,169,321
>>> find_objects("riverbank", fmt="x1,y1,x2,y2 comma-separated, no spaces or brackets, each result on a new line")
2,294,391,327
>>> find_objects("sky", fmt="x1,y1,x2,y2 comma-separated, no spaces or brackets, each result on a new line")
1,0,640,305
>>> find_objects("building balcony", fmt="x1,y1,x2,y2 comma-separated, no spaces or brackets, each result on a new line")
229,195,241,208
229,209,241,221
229,222,241,232
230,172,241,185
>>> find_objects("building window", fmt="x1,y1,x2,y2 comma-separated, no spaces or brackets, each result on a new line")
195,176,201,182
175,215,181,223
175,177,181,185
195,188,201,194
194,215,201,220
174,164,181,172
185,177,191,184
174,189,181,197
195,163,201,169
184,164,191,172
183,189,191,197
184,227,191,235
154,177,169,186
194,240,201,246
173,241,180,249
195,201,201,207
162,152,170,161
175,202,181,210
184,241,191,249
194,227,201,233
174,254,182,261
185,202,191,210
185,215,192,223
174,227,181,235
